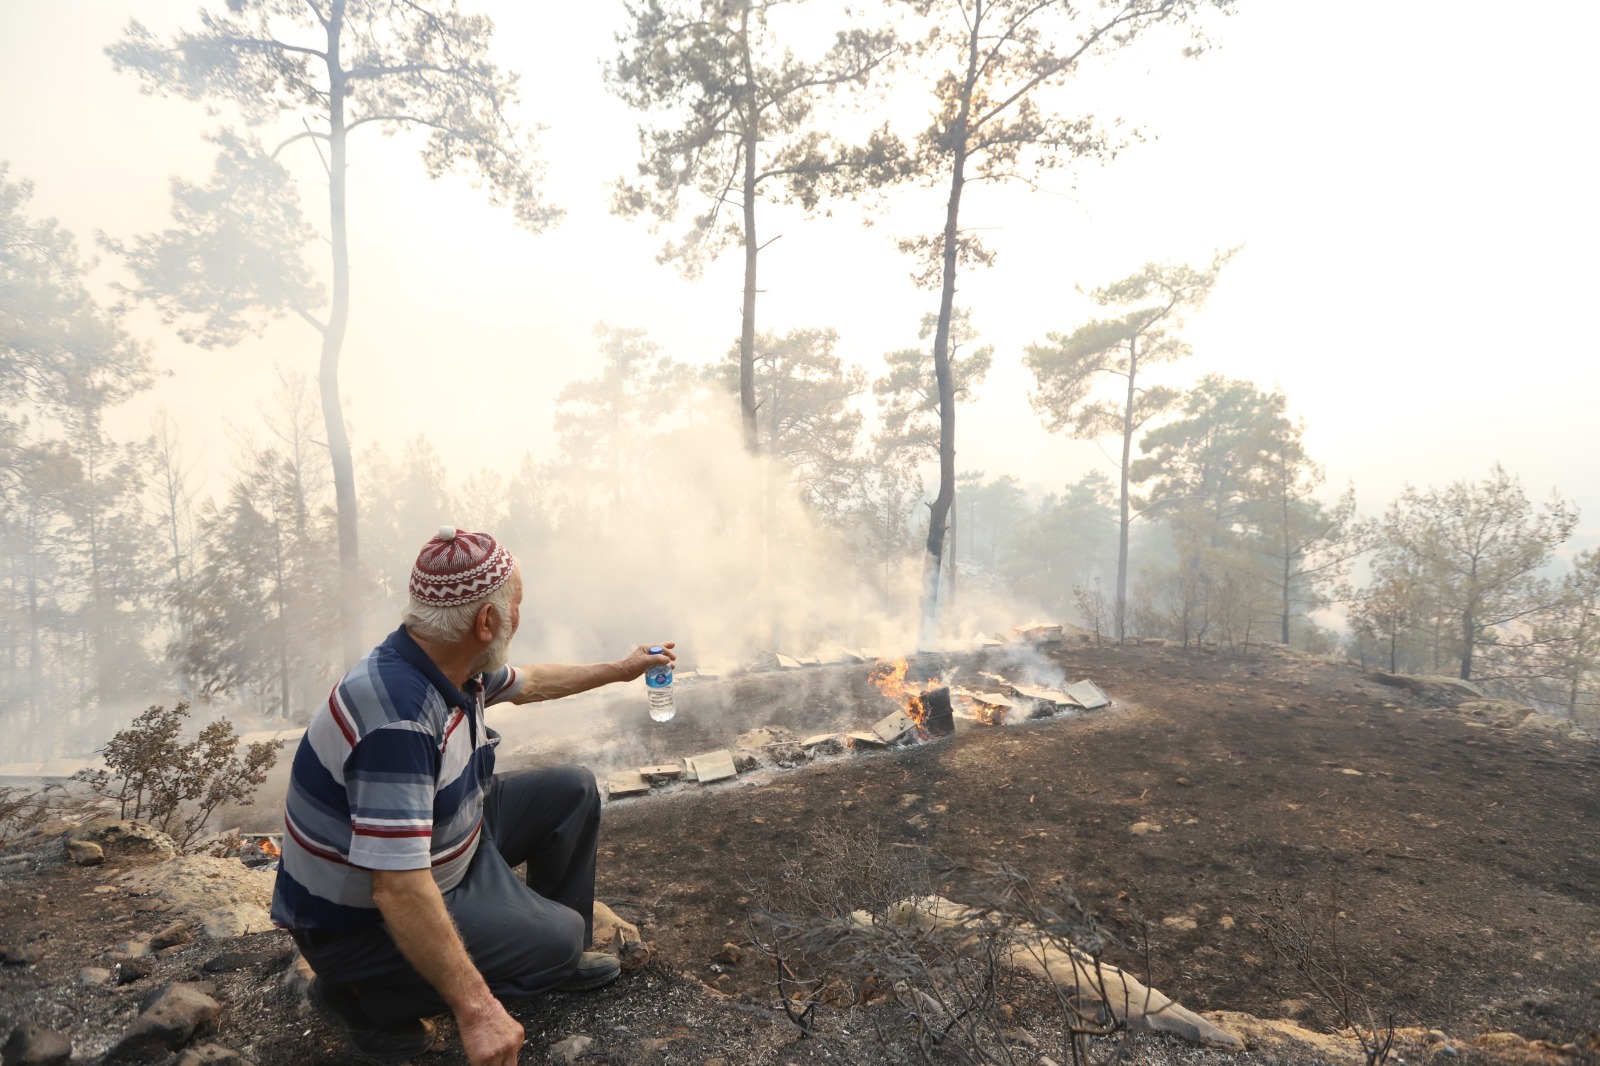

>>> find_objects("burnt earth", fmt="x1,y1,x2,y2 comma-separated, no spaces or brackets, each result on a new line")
1,641,1596,1065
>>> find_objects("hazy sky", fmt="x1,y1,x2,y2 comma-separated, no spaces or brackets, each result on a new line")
3,0,1598,542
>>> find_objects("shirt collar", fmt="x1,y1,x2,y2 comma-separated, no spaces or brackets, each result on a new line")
387,625,481,713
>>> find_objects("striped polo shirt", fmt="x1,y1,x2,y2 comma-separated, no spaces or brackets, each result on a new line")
270,626,523,931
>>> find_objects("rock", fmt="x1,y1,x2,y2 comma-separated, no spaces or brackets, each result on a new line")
66,839,104,866
79,966,113,987
0,944,41,966
1517,712,1576,736
711,942,743,965
2,1022,72,1065
173,1045,256,1065
112,936,155,961
1457,700,1535,723
150,921,192,950
591,900,644,961
68,819,179,862
117,856,275,937
885,895,1243,1050
548,1034,594,1065
108,983,221,1060
1161,916,1198,932
114,956,157,985
1129,822,1162,836
202,948,291,973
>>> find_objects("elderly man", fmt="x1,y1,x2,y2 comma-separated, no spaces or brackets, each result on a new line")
270,527,674,1065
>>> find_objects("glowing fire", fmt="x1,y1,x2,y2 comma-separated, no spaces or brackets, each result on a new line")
258,837,281,858
870,658,943,734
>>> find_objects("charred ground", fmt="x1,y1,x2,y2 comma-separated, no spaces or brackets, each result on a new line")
2,640,1597,1064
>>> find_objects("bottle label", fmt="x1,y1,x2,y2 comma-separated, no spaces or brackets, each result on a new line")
645,664,673,689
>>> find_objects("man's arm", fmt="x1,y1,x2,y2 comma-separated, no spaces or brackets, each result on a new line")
510,642,675,705
370,868,523,1066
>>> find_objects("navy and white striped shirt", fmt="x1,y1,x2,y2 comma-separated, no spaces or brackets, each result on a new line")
270,626,522,931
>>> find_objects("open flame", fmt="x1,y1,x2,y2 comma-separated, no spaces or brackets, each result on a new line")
260,837,280,858
870,657,948,736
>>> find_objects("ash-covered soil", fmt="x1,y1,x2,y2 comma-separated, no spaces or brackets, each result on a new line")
3,641,1597,1065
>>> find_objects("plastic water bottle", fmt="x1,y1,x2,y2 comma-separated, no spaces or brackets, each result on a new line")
645,648,675,723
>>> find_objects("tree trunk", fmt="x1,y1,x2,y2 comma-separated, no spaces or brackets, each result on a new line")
919,1,980,650
946,485,957,613
1115,337,1137,643
323,3,362,664
1459,608,1474,681
1281,478,1292,646
737,4,760,456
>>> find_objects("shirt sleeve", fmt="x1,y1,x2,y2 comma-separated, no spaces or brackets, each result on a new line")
482,665,523,706
343,722,439,871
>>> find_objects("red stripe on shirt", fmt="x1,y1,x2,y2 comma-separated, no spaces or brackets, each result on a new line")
327,689,357,748
285,815,351,866
430,819,482,867
352,824,433,839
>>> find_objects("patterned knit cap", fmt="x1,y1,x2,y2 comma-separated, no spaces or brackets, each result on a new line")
409,527,516,607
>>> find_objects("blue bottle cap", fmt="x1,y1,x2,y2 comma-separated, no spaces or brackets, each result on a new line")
649,646,664,655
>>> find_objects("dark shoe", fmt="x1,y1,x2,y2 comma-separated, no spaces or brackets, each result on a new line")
308,976,435,1062
557,951,621,992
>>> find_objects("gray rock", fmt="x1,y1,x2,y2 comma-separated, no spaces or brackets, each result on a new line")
78,967,113,987
549,1034,594,1065
108,983,220,1060
149,921,191,950
113,956,157,985
66,839,104,866
0,944,41,966
2,1023,71,1065
68,819,179,862
173,1045,255,1065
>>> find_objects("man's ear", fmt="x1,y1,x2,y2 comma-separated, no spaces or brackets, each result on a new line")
473,602,498,642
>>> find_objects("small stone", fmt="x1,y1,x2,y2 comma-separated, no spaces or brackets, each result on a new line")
150,922,191,950
114,937,155,960
67,839,104,866
113,956,157,985
93,885,116,895
2,1022,72,1065
1218,915,1236,930
548,1034,594,1065
711,942,743,965
79,967,113,987
108,983,221,1059
1161,916,1198,932
1129,822,1162,835
0,944,41,966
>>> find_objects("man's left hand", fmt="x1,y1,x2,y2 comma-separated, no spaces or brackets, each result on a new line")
618,642,676,681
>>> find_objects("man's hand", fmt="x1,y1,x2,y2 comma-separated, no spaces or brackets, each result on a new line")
618,641,676,681
457,997,525,1066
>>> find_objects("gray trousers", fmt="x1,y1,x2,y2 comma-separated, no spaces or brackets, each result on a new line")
293,765,601,1023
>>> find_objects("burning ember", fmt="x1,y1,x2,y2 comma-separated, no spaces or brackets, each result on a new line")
259,836,280,858
870,658,954,740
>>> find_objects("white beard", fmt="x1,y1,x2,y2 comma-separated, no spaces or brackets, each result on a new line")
468,625,513,678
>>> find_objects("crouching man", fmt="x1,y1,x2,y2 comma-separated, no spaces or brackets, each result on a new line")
270,527,675,1065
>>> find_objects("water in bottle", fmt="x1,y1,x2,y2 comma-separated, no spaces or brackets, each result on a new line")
645,648,675,722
